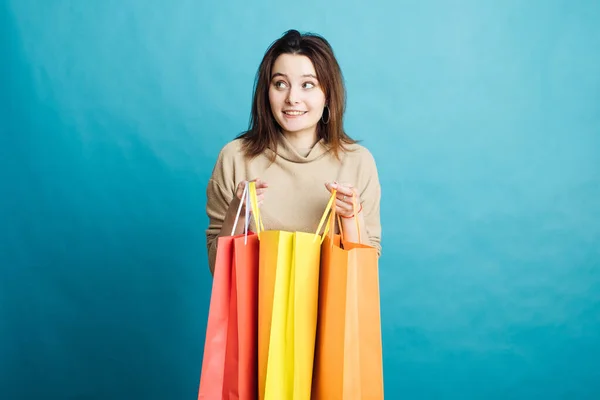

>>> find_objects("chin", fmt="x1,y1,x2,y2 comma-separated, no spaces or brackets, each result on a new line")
281,121,318,133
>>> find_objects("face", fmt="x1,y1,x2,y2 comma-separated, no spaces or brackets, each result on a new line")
268,54,327,139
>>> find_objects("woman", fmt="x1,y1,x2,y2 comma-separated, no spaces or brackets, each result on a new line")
205,29,381,274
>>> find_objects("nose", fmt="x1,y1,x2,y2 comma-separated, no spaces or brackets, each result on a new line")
286,87,300,104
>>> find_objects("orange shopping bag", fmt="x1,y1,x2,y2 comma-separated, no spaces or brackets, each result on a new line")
198,183,259,400
248,182,334,400
311,198,384,400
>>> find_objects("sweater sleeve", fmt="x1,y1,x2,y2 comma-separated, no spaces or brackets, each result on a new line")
358,149,382,256
205,145,236,274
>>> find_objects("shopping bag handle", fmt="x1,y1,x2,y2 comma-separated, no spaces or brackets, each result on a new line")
230,181,255,244
246,182,337,243
248,181,265,238
314,189,336,243
231,182,248,236
248,181,335,244
327,192,362,245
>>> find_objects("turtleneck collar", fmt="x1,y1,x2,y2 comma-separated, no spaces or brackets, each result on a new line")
272,134,330,163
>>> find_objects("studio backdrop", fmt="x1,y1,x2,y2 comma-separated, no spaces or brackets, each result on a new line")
1,1,599,399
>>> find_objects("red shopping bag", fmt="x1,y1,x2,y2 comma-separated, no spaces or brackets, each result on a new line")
198,183,259,400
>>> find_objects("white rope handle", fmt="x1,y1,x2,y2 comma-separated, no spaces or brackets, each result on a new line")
230,182,248,236
244,181,251,244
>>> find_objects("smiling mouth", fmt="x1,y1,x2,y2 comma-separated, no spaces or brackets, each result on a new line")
283,110,307,116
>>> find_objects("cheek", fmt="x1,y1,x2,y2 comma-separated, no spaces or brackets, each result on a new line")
312,90,326,108
268,89,284,107
268,90,276,108
310,94,326,111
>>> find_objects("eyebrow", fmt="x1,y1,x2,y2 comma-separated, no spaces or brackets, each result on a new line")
271,72,317,79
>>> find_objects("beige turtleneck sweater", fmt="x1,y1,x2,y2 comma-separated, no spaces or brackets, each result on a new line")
205,135,382,271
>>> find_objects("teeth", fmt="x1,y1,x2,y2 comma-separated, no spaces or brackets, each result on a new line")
284,111,305,116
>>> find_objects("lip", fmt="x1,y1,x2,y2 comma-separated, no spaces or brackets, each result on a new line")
282,110,307,118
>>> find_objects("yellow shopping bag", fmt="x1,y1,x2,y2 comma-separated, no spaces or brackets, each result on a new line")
249,182,334,400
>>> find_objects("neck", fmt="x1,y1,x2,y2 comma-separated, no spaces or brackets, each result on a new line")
282,130,318,151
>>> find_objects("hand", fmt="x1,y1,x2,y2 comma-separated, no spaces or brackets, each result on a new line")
234,178,268,211
324,181,361,218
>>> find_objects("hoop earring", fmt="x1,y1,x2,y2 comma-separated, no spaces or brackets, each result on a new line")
321,105,330,124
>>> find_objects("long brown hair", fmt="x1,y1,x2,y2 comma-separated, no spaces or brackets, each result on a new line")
238,29,357,159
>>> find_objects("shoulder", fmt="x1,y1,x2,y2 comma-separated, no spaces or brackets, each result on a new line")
209,138,248,184
212,138,247,170
216,138,245,161
337,142,381,191
340,142,379,169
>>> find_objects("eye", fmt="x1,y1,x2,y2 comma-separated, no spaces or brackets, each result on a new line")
303,82,316,89
274,80,288,89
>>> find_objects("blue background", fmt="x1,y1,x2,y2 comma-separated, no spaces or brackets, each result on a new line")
2,0,599,399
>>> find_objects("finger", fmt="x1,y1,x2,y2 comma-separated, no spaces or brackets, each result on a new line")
334,185,354,197
236,182,246,199
336,192,351,202
335,199,353,212
335,182,357,194
255,188,268,196
326,181,345,194
336,193,358,205
253,178,269,188
335,208,353,218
